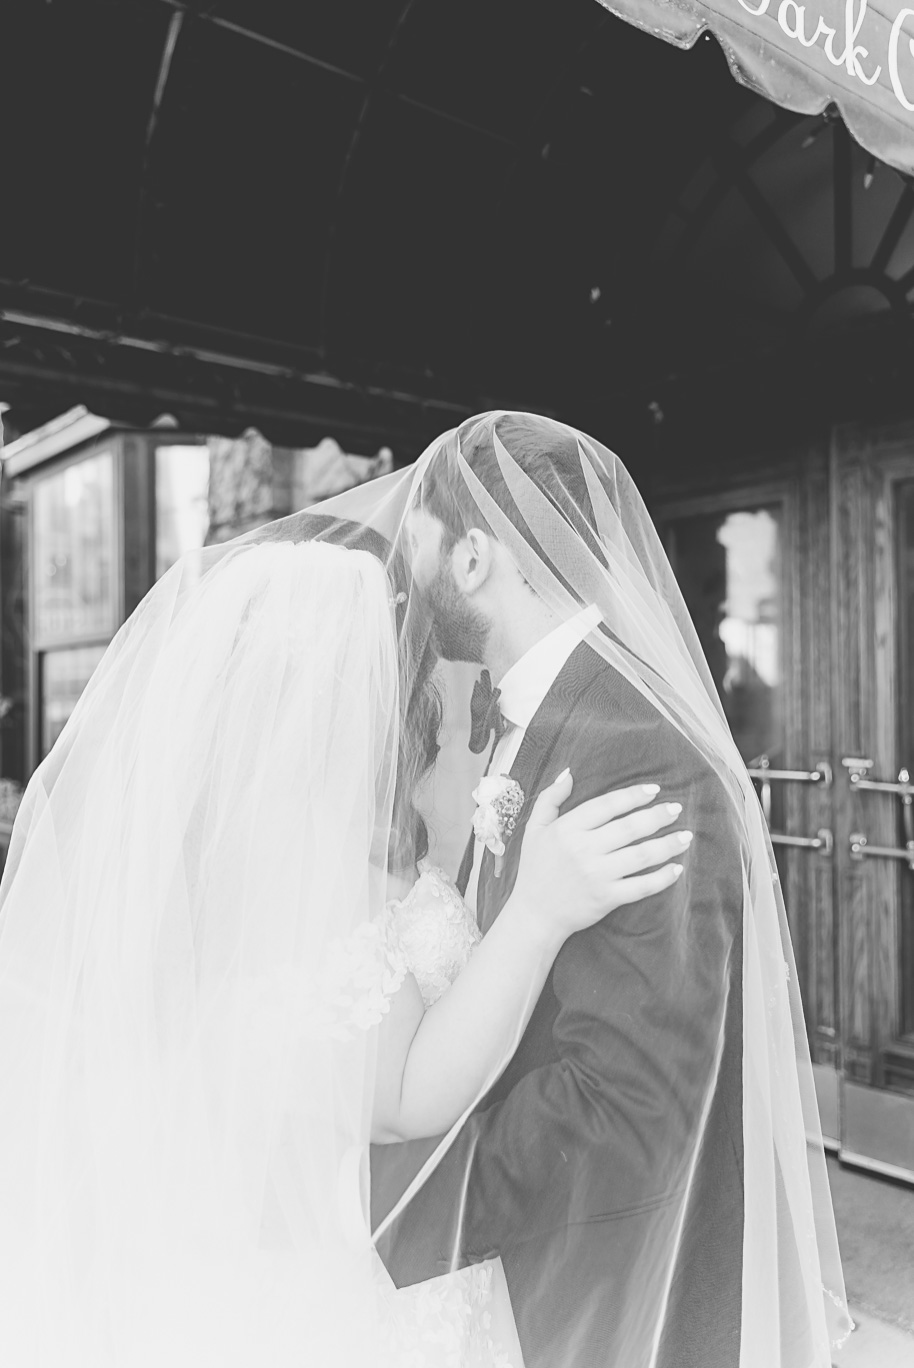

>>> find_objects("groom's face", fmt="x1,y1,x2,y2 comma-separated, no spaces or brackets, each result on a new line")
403,505,489,664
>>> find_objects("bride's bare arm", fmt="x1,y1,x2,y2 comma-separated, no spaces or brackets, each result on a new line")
371,774,690,1143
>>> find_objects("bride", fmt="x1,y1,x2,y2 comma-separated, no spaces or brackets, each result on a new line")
0,523,687,1366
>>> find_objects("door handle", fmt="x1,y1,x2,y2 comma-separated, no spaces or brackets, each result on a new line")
841,757,913,799
842,759,914,850
849,832,914,872
747,756,833,786
747,756,832,842
771,829,833,855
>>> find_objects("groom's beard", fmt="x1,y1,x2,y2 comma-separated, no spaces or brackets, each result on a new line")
420,560,489,664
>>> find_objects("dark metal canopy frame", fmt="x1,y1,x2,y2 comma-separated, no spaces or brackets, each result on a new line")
1,0,913,471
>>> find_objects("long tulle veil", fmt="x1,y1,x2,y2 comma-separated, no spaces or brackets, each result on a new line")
0,410,851,1367
312,412,853,1366
0,538,402,1364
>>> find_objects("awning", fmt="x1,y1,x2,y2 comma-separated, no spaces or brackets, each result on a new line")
597,0,914,173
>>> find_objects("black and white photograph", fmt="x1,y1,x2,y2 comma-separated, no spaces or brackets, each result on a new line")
0,2,913,1365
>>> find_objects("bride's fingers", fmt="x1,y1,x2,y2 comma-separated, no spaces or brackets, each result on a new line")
584,799,683,851
606,829,694,875
610,860,685,907
525,768,574,831
563,783,662,831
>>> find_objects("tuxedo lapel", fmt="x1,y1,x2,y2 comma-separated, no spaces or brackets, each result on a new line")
456,829,476,897
476,641,605,936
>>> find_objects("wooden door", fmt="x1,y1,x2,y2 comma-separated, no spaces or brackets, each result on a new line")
655,459,842,1139
656,433,914,1180
831,422,914,1179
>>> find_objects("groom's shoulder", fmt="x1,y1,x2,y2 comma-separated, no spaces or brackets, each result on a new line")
564,649,726,794
567,646,679,741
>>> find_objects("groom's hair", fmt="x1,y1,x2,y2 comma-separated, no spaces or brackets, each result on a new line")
420,413,606,568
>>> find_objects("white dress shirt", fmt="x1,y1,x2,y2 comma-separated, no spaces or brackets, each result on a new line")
465,604,602,914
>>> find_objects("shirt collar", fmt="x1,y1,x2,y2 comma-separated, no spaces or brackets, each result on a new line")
496,604,602,732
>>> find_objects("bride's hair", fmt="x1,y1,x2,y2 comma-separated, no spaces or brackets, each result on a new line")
274,509,442,875
389,633,441,874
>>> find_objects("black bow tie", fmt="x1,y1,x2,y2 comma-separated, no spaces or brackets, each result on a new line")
469,669,507,755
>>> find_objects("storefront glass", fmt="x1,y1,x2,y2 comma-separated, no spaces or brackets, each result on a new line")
33,453,116,642
40,644,107,757
155,445,211,578
667,506,784,768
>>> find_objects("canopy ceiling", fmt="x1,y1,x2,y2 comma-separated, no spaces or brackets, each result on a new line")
1,0,913,461
599,0,914,176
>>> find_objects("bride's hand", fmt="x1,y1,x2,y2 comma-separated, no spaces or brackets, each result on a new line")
509,771,690,944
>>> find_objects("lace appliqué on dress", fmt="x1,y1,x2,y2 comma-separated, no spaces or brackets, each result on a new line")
247,863,514,1366
375,1260,515,1368
241,860,477,1044
381,859,482,1008
317,918,410,1035
241,916,409,1044
373,864,516,1367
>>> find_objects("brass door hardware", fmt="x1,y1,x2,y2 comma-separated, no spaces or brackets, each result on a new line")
849,832,914,872
747,755,833,855
771,828,833,854
843,759,914,870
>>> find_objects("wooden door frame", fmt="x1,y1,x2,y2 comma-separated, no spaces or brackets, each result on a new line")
831,418,914,1180
651,471,838,1064
652,449,845,1142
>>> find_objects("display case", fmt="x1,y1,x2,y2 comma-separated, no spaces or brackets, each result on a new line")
0,412,389,867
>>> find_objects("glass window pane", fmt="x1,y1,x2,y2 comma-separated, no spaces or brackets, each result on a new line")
41,645,107,758
155,445,211,578
33,453,116,641
668,506,784,767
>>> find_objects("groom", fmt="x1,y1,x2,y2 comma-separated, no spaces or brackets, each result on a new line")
371,414,745,1368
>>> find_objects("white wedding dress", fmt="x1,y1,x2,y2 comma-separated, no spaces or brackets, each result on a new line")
371,860,525,1368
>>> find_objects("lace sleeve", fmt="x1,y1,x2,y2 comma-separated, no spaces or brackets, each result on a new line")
319,911,410,1035
240,912,409,1045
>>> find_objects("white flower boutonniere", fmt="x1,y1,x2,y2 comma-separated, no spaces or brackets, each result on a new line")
472,775,525,877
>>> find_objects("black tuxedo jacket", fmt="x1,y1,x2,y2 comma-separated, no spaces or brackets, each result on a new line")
371,643,745,1368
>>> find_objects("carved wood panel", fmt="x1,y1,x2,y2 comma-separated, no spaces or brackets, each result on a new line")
831,421,914,1096
651,448,837,1061
654,423,914,1168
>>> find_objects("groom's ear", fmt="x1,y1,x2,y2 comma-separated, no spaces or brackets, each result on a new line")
451,528,494,594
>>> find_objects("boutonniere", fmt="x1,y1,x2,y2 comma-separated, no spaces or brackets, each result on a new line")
472,775,525,877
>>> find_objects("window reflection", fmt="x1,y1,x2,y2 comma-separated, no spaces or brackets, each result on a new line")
41,645,107,757
669,506,783,767
33,454,116,642
716,511,782,765
155,445,211,578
